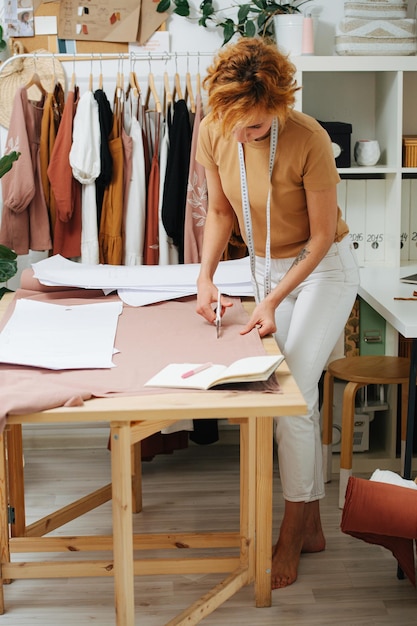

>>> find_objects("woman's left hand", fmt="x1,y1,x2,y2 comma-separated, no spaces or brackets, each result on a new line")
240,300,277,337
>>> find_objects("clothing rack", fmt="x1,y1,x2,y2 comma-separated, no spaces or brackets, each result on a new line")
0,50,215,74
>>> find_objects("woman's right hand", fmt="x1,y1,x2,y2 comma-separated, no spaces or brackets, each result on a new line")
196,279,233,325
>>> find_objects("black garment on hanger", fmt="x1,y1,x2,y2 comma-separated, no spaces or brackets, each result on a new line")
94,89,113,230
161,99,192,264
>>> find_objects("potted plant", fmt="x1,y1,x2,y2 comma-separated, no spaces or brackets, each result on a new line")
0,151,20,284
0,25,7,53
157,0,313,45
0,24,8,62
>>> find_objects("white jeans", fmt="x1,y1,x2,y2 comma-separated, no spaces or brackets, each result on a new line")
254,238,359,502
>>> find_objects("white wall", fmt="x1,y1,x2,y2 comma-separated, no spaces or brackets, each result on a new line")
166,0,417,56
167,0,344,56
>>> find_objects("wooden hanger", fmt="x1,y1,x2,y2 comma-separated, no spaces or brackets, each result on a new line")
196,71,201,98
68,57,77,91
113,64,125,126
129,71,139,98
163,71,172,114
145,72,162,113
173,71,183,101
86,57,94,92
96,54,103,90
116,69,124,99
196,52,202,100
115,55,125,100
185,71,195,114
24,56,47,98
184,54,195,113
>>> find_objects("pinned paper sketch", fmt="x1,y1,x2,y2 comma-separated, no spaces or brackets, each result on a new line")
58,0,167,44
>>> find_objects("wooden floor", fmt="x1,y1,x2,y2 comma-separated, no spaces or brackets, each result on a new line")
2,441,417,625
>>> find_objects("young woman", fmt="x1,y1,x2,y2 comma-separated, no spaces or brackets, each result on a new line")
195,37,359,589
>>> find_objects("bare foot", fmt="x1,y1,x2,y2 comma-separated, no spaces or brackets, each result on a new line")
271,501,304,589
271,532,303,589
271,500,325,590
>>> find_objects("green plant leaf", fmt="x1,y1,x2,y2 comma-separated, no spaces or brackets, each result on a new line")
158,0,312,43
245,20,256,37
0,244,17,261
199,14,214,26
0,24,6,50
220,19,236,45
238,4,251,24
157,0,171,13
174,3,191,17
200,0,213,11
0,243,18,282
258,11,272,29
0,260,18,282
0,151,21,179
174,0,191,16
201,0,214,19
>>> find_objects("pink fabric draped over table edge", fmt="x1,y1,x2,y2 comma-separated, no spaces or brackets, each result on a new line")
0,269,280,433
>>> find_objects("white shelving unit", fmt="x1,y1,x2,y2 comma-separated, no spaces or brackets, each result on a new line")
295,57,417,471
293,55,417,270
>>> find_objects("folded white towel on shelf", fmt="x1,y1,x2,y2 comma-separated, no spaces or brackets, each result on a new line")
335,17,417,55
345,1,408,20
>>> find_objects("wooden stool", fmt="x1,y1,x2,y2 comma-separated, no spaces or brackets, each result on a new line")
322,356,410,508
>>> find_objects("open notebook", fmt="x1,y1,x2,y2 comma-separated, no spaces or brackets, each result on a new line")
144,355,285,390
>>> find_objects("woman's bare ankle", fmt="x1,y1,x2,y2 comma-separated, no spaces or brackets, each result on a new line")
271,500,326,589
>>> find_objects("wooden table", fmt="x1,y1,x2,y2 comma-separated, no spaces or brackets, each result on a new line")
0,293,306,625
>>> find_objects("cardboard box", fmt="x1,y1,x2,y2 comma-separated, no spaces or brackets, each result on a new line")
403,135,417,167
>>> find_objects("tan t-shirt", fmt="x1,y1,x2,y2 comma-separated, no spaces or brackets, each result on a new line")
196,109,349,258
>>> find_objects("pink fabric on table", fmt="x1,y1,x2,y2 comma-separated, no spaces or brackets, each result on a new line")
341,476,417,586
19,267,80,292
0,290,279,433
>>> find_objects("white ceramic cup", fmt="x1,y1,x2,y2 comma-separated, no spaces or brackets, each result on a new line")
354,140,381,166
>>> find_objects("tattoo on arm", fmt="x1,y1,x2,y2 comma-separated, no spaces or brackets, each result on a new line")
291,240,311,269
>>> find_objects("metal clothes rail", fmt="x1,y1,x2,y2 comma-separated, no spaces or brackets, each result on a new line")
0,50,215,74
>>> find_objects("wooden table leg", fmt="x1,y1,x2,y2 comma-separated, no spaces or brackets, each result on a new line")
111,422,135,626
0,431,10,612
255,416,273,608
239,418,256,582
131,441,142,514
6,425,25,538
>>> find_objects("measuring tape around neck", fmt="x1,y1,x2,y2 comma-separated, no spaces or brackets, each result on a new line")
238,117,278,302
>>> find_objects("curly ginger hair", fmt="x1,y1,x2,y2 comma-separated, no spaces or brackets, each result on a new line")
203,37,300,137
